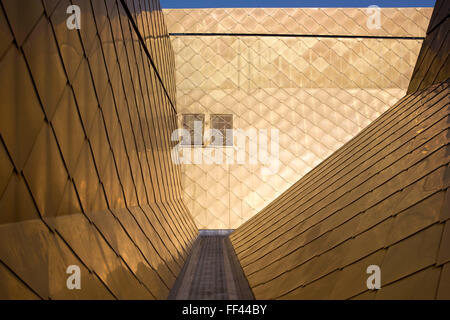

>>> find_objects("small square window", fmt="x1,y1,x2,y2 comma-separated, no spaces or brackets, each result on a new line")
211,114,233,146
181,114,204,146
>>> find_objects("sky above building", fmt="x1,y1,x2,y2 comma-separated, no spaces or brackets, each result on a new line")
160,0,436,8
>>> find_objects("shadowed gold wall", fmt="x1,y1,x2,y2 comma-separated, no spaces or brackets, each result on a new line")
407,0,450,94
230,1,450,300
164,8,433,229
0,0,197,299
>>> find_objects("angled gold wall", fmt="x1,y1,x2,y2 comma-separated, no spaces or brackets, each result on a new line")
230,1,450,300
0,0,197,299
164,8,433,229
408,1,450,93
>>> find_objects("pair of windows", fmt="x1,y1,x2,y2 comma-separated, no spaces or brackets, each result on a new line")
181,114,233,147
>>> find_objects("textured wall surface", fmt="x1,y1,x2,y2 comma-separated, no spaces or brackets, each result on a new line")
408,1,450,94
0,0,197,299
230,1,450,300
164,8,431,37
164,8,432,229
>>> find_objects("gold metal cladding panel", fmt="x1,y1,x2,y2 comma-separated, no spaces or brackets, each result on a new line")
179,88,407,229
232,82,449,250
0,0,197,299
127,0,177,104
231,78,450,300
163,8,433,37
408,0,450,94
168,12,427,229
174,36,423,90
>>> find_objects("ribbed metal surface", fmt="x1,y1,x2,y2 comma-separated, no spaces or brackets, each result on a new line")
0,0,197,299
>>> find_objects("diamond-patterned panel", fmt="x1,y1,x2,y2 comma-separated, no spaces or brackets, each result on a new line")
165,8,432,229
164,8,432,37
0,0,197,299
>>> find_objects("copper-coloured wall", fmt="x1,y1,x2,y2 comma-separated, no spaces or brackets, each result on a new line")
230,1,449,300
0,0,197,299
407,0,450,94
164,8,432,229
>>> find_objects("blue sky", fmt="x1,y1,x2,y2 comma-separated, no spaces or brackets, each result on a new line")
160,0,436,8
